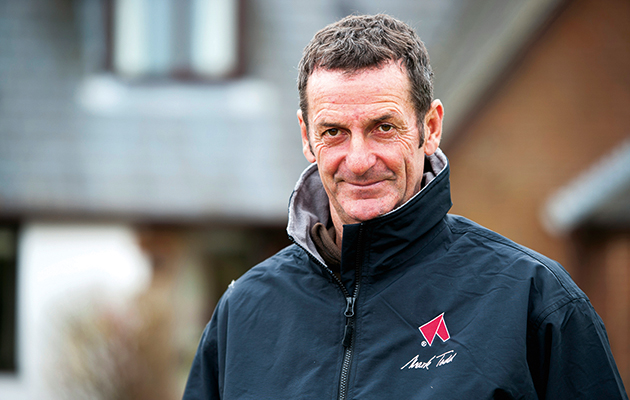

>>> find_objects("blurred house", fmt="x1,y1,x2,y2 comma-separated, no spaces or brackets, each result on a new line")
0,0,628,398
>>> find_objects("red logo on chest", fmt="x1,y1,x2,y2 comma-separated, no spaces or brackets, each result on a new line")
419,313,450,346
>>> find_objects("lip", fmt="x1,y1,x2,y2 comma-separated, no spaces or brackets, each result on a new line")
340,180,387,188
347,181,381,186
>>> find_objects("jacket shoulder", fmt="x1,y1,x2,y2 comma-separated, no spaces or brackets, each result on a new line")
217,244,312,303
444,214,588,325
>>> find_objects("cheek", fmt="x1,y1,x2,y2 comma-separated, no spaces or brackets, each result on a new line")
380,146,413,175
389,146,424,188
405,157,425,191
315,146,344,173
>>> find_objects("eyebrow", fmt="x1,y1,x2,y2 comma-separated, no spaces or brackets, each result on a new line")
373,113,397,123
316,121,342,128
315,112,399,129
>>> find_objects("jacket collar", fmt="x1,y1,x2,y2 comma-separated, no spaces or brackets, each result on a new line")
287,149,452,272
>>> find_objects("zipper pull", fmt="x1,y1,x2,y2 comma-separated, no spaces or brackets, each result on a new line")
342,297,355,347
344,297,355,317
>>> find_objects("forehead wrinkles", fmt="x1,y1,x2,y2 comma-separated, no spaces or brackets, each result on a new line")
309,87,411,126
306,65,413,123
309,74,405,102
311,99,407,127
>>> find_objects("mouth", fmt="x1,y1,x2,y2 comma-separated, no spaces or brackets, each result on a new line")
340,179,390,191
346,180,382,187
339,174,395,185
334,171,396,191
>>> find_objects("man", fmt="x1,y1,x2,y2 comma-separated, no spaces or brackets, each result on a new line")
184,14,627,399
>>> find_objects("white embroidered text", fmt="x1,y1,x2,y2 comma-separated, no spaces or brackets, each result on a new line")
401,350,457,370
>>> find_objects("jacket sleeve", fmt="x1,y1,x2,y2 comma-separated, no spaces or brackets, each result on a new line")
528,298,628,399
182,319,221,400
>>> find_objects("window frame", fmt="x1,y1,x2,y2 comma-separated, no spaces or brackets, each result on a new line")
0,222,18,373
103,0,245,82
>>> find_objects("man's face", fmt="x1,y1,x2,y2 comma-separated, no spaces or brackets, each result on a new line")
298,60,442,227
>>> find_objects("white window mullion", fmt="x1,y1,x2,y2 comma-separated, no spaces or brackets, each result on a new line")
145,0,173,75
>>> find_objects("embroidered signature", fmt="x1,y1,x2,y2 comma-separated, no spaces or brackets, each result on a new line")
400,350,457,370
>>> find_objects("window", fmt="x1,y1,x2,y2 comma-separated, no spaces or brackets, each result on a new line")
0,224,17,372
110,0,241,79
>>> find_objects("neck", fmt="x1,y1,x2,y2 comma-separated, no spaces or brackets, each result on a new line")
331,211,344,249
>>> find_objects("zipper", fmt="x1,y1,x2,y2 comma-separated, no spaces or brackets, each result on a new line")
337,225,364,400
288,224,365,400
338,298,356,400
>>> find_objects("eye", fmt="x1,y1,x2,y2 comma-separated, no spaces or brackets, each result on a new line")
377,124,394,133
324,128,340,137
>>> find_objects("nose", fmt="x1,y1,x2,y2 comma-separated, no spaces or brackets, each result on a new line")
344,134,376,176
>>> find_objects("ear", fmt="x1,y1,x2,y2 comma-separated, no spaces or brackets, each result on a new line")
298,109,316,163
423,99,444,156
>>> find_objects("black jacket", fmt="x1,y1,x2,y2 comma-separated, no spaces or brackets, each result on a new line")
183,150,627,399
